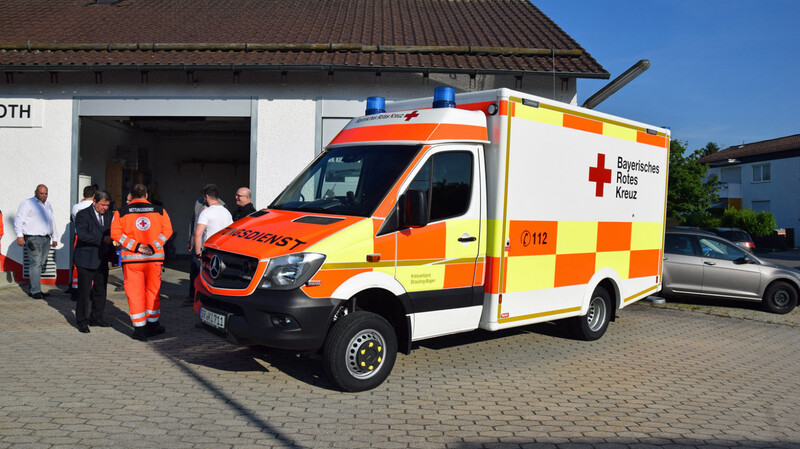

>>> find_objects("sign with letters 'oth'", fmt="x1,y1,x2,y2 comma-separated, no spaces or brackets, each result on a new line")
0,99,43,127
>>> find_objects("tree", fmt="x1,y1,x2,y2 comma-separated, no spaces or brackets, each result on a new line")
699,142,720,157
666,140,720,226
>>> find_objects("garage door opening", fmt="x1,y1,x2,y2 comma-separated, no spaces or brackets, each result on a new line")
78,116,251,257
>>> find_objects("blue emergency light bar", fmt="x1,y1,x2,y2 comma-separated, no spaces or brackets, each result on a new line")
365,96,385,115
433,86,456,108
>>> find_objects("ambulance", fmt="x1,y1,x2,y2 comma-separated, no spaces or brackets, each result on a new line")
194,87,670,391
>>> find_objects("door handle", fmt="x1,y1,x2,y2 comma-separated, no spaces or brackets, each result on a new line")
704,261,716,266
458,235,477,243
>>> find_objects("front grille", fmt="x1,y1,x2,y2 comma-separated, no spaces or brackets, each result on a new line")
201,248,259,290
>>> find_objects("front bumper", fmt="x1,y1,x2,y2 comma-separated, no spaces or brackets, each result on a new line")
194,280,344,352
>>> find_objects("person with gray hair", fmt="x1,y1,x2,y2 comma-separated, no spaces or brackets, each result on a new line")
73,190,115,333
231,186,256,221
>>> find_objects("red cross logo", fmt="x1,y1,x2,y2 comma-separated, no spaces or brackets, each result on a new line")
135,217,151,231
404,111,419,121
588,153,612,197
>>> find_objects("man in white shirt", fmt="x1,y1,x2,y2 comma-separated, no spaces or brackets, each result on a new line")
71,185,96,221
14,184,59,299
188,184,232,305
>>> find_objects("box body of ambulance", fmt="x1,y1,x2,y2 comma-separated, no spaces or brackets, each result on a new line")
194,88,669,391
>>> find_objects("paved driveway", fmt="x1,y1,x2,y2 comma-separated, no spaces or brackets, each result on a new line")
1,262,798,448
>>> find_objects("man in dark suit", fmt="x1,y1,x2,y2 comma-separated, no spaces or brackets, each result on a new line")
74,191,115,333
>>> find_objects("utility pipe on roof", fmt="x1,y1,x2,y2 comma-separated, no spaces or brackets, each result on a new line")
581,59,650,109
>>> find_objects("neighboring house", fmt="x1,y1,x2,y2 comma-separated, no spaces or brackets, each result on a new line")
0,0,609,284
698,134,800,248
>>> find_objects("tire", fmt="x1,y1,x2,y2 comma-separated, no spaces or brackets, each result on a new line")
570,286,611,341
762,281,798,314
323,311,397,392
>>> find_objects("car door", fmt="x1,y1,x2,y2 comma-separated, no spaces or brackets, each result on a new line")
662,233,704,294
395,145,483,339
698,236,761,299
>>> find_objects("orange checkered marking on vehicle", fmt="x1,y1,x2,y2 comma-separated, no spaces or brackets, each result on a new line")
484,256,502,294
637,131,668,148
331,123,487,146
629,249,661,279
397,222,446,260
372,218,395,260
444,262,477,289
508,221,558,256
597,222,632,252
554,253,596,288
563,114,604,135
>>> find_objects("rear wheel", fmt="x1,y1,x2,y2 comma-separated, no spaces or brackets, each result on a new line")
323,311,397,392
762,281,798,314
570,286,611,341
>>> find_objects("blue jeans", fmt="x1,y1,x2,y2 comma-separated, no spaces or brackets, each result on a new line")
25,235,50,295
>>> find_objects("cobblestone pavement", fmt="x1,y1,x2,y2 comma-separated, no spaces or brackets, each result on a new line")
1,262,798,449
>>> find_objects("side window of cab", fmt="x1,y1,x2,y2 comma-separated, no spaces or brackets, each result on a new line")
408,151,473,222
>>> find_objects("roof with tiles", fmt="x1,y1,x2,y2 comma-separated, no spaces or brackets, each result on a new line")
0,0,607,78
698,134,800,164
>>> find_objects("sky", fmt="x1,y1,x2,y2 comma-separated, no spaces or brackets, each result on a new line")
534,0,800,152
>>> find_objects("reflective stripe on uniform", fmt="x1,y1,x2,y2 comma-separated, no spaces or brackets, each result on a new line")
152,240,163,250
157,234,167,244
119,234,128,246
120,253,165,262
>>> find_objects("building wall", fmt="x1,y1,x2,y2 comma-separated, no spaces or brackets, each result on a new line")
708,156,800,247
0,69,579,277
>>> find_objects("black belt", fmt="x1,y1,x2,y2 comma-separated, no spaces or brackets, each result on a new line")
24,235,49,238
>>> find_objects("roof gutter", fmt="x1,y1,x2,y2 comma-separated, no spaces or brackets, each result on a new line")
0,42,584,57
0,62,610,80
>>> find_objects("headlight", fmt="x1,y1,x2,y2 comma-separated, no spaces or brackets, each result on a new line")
260,252,326,290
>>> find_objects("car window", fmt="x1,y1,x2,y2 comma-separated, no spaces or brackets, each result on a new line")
698,237,746,261
665,234,696,256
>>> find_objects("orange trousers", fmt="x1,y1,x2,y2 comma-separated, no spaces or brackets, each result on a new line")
123,262,163,327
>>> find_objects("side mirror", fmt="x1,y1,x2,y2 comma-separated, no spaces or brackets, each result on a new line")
735,256,754,265
401,189,428,228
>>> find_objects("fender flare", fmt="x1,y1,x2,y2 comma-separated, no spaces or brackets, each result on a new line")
330,270,407,300
581,268,622,315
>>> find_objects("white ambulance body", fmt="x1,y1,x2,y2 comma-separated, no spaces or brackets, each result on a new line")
195,87,669,391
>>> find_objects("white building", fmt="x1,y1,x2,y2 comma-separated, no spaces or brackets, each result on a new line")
699,134,800,248
0,0,610,285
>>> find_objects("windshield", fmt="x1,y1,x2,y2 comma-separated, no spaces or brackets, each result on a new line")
270,145,421,216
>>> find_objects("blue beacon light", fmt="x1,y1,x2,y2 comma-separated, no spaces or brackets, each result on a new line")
432,86,456,108
365,96,385,115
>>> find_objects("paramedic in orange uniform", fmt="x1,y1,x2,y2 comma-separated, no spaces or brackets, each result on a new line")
110,184,173,341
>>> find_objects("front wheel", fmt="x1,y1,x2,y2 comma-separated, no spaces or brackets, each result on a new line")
762,281,798,314
570,286,611,341
323,311,397,392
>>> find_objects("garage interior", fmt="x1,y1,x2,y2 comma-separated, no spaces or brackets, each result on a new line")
78,116,251,256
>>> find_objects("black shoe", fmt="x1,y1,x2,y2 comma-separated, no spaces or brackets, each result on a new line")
131,327,148,341
89,318,112,327
77,323,90,333
146,322,166,337
30,292,44,300
41,292,50,298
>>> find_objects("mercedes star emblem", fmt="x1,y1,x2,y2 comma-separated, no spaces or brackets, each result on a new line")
209,255,224,279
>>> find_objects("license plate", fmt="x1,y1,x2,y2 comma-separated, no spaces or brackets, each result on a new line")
200,308,226,329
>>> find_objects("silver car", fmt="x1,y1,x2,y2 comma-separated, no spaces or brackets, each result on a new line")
661,228,799,314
